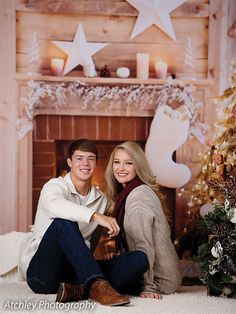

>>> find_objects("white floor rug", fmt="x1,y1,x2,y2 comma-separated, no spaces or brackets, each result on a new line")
0,282,235,314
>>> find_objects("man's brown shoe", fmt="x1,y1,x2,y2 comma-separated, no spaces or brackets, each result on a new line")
56,283,84,303
89,279,130,306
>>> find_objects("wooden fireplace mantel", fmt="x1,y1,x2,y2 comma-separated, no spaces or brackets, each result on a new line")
15,73,213,86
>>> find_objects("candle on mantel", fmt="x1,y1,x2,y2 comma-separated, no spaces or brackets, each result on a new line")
154,61,168,79
136,53,149,80
83,63,96,77
50,58,65,76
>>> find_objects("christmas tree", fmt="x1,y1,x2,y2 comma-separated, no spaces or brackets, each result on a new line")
175,61,236,264
182,37,195,79
197,197,236,298
184,38,194,68
185,61,236,297
187,60,236,224
27,32,41,75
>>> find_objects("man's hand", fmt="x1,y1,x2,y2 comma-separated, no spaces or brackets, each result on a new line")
90,212,120,237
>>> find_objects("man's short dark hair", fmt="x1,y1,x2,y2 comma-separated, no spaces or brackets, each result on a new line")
67,139,98,160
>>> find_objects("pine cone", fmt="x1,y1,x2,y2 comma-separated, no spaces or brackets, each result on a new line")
222,238,236,257
220,258,236,274
211,222,234,237
100,65,111,77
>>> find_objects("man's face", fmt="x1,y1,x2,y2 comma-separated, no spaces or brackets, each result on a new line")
67,149,97,183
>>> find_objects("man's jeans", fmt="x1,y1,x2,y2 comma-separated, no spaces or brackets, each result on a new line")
27,218,148,295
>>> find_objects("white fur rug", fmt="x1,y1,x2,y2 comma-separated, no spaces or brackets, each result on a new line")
0,282,235,314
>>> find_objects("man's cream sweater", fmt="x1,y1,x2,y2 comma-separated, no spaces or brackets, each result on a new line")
124,185,182,294
19,173,107,279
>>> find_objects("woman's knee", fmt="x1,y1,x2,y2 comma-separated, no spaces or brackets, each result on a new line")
136,250,149,271
128,250,149,272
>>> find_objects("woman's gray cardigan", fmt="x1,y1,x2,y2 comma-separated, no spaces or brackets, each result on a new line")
124,185,182,294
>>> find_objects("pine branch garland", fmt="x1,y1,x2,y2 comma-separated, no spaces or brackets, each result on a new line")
17,79,205,140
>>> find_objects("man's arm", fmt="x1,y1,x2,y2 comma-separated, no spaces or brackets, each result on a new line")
40,180,96,223
40,179,120,235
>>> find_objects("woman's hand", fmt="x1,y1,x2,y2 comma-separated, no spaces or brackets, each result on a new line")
139,292,163,299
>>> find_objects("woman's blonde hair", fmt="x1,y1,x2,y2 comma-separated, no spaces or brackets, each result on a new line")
105,141,167,214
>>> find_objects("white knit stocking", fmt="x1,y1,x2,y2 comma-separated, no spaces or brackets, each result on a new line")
145,105,191,188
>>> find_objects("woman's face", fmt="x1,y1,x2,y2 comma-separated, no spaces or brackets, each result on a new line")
112,149,137,187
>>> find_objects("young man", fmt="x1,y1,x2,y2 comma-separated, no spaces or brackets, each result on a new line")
20,139,148,306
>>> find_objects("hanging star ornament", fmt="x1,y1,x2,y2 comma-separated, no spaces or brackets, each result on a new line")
126,0,186,40
52,22,108,75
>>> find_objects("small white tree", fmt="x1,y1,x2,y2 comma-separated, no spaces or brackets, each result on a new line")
185,38,194,67
183,37,195,79
28,32,41,75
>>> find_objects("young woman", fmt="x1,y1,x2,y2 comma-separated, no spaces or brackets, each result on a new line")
105,141,182,299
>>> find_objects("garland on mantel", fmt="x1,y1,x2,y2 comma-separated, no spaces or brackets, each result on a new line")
16,78,206,141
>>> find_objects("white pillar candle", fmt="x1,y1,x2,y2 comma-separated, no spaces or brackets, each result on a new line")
154,61,168,79
136,53,149,80
50,58,64,76
83,63,96,77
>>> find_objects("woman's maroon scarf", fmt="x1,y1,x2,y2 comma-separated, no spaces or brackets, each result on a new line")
112,176,144,251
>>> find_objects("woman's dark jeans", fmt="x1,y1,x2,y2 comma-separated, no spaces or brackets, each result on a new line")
27,218,148,295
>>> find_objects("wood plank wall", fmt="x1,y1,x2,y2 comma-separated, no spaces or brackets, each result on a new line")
16,0,209,79
0,0,18,234
0,0,230,235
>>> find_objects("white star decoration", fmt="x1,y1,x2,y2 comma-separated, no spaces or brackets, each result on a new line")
126,0,186,40
52,23,108,75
